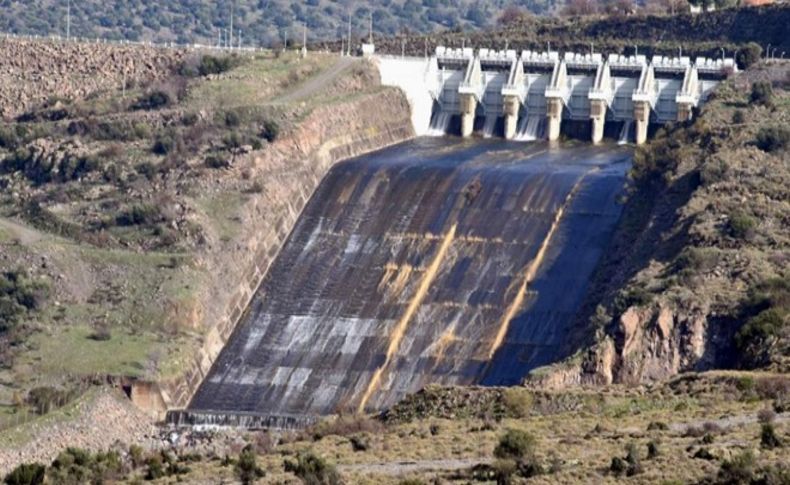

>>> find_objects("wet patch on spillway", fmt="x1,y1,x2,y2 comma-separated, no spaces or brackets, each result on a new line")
184,138,631,425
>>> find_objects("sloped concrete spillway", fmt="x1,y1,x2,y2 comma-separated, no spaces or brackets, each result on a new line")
180,139,630,427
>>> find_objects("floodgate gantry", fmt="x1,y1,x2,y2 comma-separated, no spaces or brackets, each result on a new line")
376,46,738,144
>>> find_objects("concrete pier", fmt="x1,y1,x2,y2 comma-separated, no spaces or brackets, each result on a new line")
460,94,477,137
503,95,519,139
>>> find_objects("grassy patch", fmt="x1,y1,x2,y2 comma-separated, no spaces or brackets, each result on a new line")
192,192,248,243
185,52,333,111
24,325,167,377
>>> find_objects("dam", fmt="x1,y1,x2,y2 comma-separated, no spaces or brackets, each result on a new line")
170,138,632,428
377,46,737,144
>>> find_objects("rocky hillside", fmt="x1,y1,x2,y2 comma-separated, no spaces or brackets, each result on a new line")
531,61,789,388
0,38,413,445
0,38,186,120
0,0,560,45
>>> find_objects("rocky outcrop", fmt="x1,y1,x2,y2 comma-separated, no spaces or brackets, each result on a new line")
0,38,186,119
128,87,415,416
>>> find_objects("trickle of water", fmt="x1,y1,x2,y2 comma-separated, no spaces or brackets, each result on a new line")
515,114,545,141
482,116,497,138
427,111,452,136
618,121,633,145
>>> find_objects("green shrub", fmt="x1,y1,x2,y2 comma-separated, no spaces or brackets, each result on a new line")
502,388,532,418
49,448,122,483
235,445,265,484
283,451,341,485
755,126,790,153
225,110,241,127
152,132,181,155
145,455,165,480
205,155,230,169
735,308,786,367
717,450,756,483
625,442,643,476
750,81,774,107
25,387,72,415
198,55,239,76
609,456,627,476
494,429,536,461
694,447,715,460
760,423,782,449
261,120,280,143
732,110,745,124
736,42,762,69
0,126,19,149
0,269,50,332
115,204,162,226
349,434,370,452
224,132,243,150
3,463,45,485
728,211,756,240
646,440,660,459
647,421,669,431
132,90,171,111
700,158,729,186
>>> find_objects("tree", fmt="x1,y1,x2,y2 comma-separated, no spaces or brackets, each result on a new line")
561,0,599,16
737,43,762,69
497,6,530,26
235,445,265,484
3,463,45,485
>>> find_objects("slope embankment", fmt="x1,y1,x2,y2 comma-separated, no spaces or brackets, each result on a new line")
133,87,415,415
528,62,789,388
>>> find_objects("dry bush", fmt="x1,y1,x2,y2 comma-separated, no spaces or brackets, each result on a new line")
308,415,384,441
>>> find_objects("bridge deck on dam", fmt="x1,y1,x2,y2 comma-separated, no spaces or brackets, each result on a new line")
186,139,632,424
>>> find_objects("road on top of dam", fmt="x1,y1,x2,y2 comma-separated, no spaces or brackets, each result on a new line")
186,137,632,425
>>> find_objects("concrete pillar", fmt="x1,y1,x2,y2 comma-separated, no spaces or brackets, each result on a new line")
590,99,606,144
547,98,563,141
503,95,520,140
677,103,693,122
633,100,650,145
460,94,477,138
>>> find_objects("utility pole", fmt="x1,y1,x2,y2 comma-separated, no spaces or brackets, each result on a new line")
368,11,373,45
229,0,234,51
347,12,351,56
238,29,242,50
66,0,71,41
301,22,307,58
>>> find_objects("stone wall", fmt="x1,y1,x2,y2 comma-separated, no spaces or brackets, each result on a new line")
130,87,415,417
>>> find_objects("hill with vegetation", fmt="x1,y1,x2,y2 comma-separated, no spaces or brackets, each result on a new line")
0,0,561,46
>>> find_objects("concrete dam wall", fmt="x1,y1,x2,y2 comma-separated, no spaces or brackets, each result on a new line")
175,139,631,427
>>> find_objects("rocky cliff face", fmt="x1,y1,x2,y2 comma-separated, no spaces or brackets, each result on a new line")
0,38,186,119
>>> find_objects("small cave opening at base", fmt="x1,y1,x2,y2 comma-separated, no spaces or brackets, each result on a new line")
183,138,633,427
